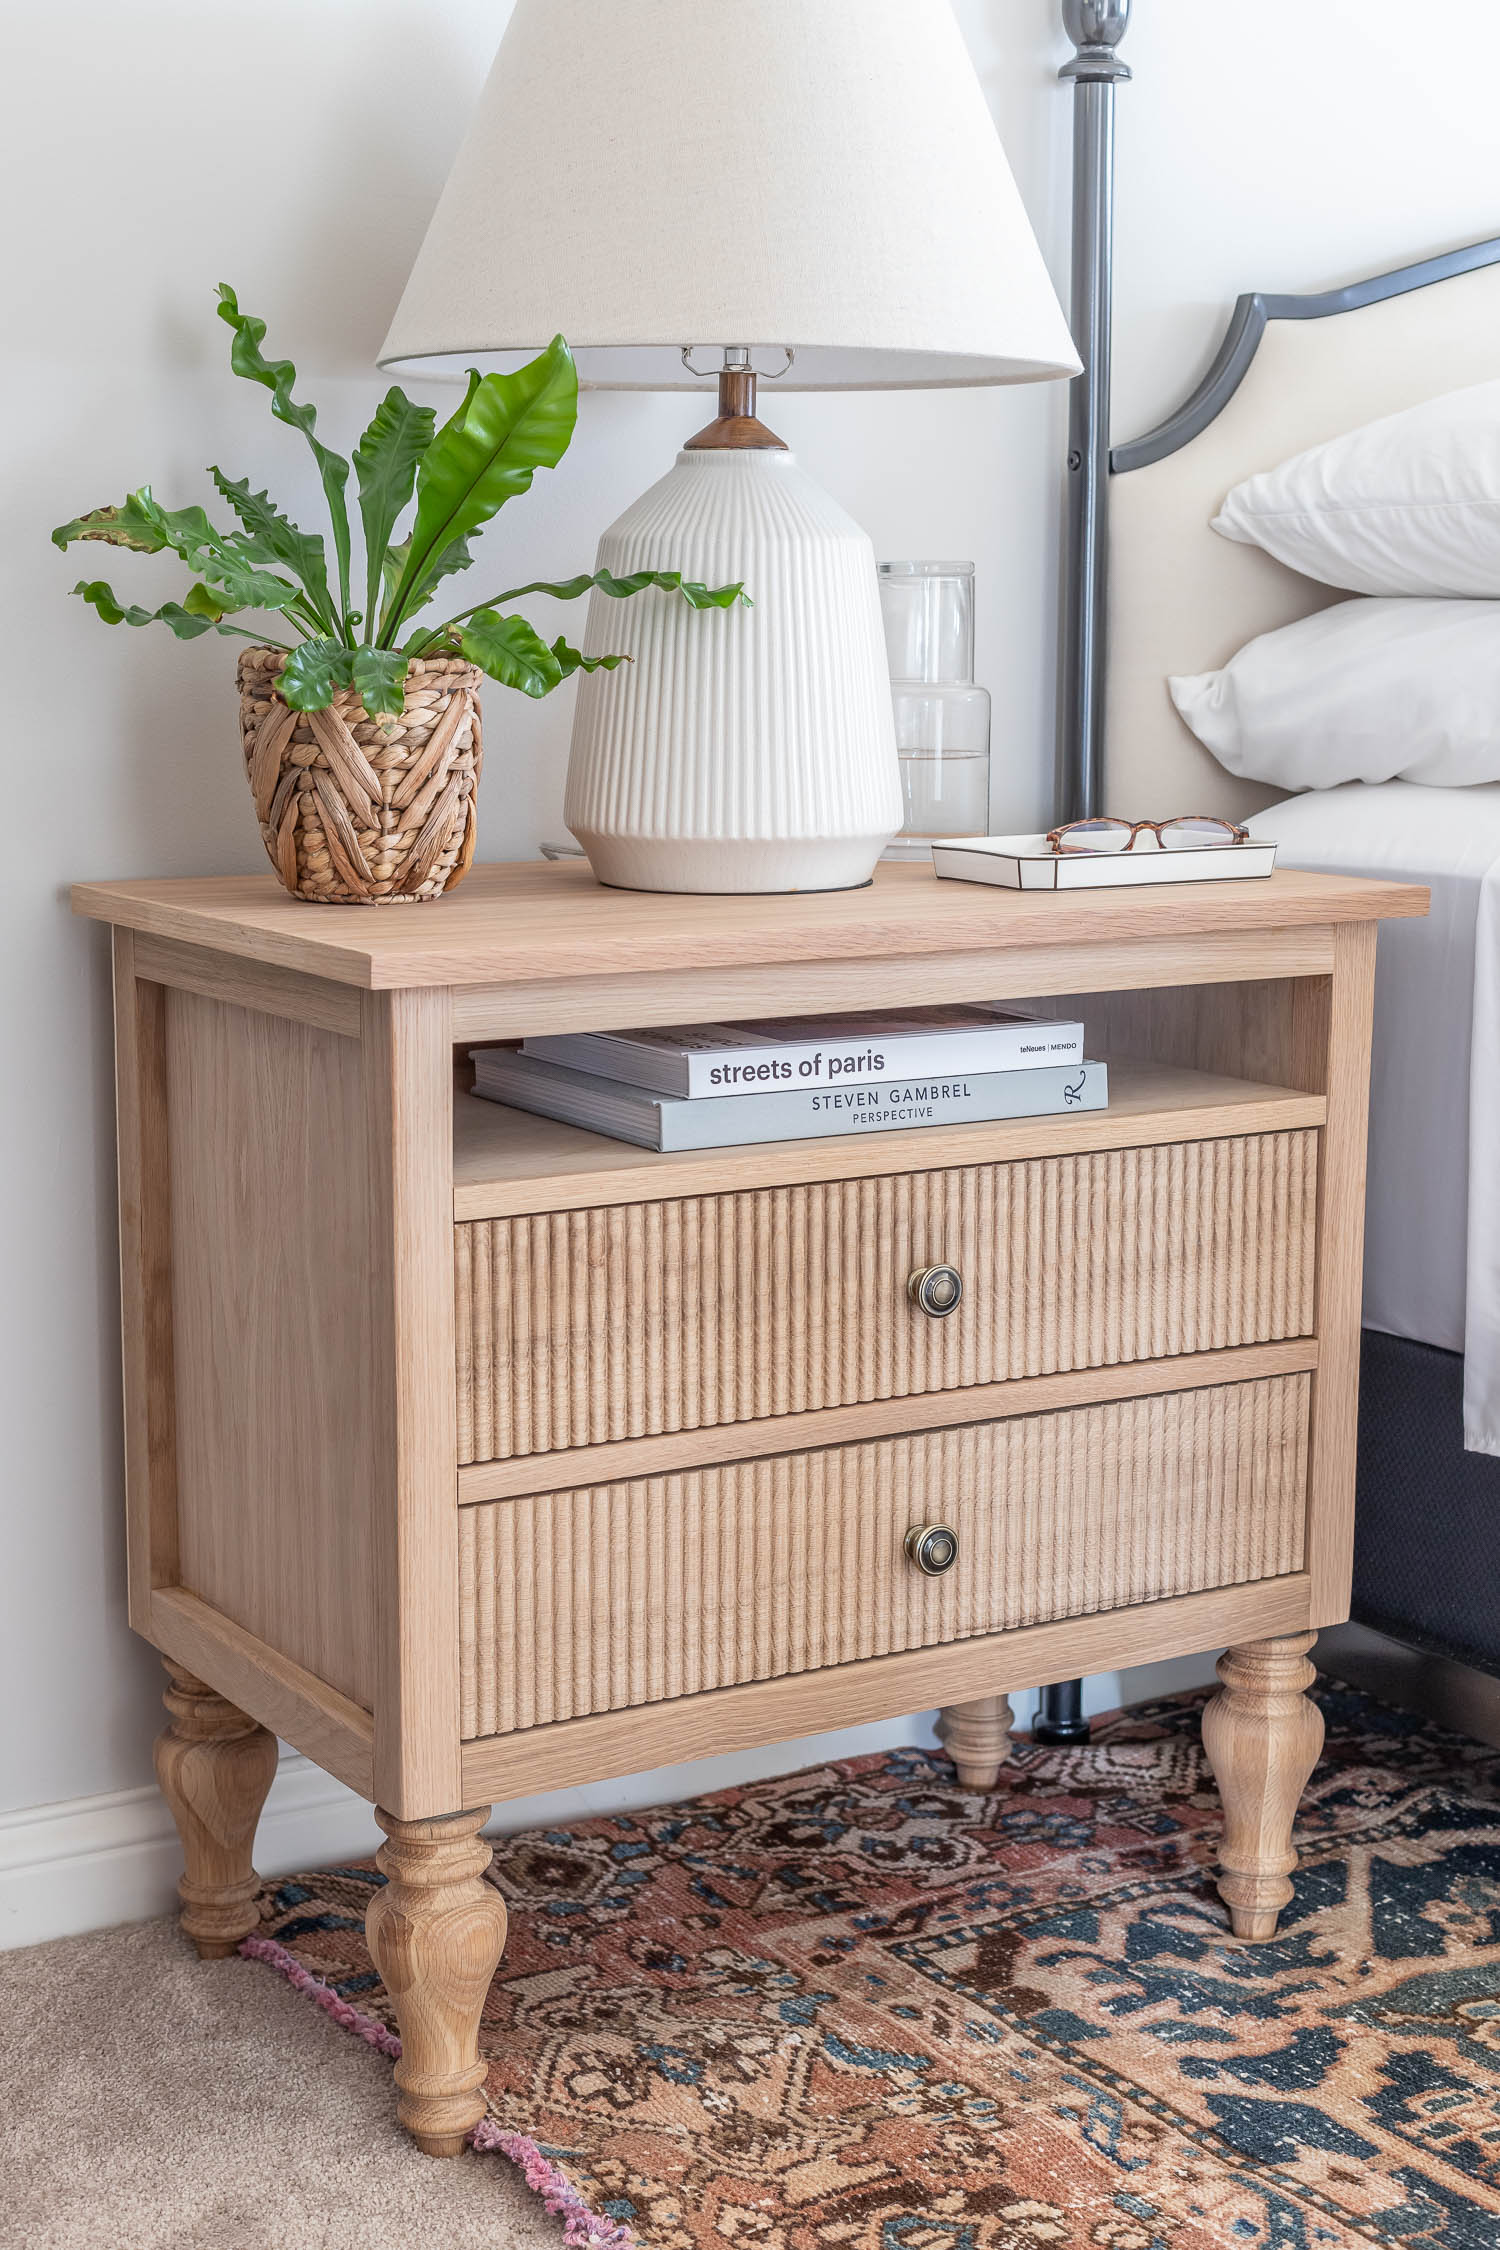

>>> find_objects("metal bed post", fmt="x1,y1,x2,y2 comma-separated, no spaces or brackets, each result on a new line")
1037,0,1130,1751
1055,0,1130,826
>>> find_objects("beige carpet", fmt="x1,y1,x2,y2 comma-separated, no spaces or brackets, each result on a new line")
0,1914,562,2250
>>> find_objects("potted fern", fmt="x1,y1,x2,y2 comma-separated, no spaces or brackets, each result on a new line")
54,287,744,904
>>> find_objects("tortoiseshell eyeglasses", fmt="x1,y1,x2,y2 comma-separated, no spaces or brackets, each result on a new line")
1045,815,1251,856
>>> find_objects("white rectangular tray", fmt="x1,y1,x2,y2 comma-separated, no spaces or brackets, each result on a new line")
930,833,1278,890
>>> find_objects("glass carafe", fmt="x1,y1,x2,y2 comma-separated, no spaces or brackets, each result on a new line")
877,561,991,859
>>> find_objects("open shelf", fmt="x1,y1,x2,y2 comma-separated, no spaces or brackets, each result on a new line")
452,1059,1326,1220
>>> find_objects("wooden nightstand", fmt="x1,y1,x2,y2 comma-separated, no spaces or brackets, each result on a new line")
74,860,1425,2154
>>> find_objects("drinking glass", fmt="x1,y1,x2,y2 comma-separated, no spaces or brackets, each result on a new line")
877,561,991,859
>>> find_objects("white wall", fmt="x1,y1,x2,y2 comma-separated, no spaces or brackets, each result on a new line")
2,0,1494,1942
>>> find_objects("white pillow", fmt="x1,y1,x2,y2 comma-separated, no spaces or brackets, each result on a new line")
1212,379,1500,596
1169,598,1500,790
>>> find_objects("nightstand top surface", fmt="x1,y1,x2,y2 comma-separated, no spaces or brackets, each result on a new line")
72,860,1428,991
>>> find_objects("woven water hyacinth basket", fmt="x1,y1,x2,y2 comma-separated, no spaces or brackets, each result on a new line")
237,646,484,904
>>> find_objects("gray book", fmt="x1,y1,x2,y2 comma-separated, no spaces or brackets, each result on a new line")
470,1048,1108,1152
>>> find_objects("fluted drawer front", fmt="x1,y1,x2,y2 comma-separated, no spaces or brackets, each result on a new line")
455,1131,1317,1464
458,1372,1309,1738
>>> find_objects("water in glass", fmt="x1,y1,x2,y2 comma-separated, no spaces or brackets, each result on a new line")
877,562,991,860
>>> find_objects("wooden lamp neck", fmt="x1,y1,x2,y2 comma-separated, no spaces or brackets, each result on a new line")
685,363,788,452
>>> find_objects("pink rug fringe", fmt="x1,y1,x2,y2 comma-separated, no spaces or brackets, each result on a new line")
469,2118,637,2248
241,1934,638,2250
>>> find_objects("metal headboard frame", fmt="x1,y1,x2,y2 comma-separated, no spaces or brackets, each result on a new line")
1110,233,1500,477
1053,0,1500,825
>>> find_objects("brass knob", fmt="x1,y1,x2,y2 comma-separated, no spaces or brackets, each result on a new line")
908,1263,963,1318
905,1523,960,1577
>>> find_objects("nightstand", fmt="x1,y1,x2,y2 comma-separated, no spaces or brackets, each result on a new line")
73,860,1425,2153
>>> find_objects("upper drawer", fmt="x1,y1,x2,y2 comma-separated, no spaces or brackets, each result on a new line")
455,1129,1316,1465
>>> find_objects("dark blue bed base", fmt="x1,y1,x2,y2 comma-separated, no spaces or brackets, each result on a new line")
1353,1329,1500,1679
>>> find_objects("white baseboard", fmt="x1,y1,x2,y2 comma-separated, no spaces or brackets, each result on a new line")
0,1749,384,1955
0,1654,1218,1953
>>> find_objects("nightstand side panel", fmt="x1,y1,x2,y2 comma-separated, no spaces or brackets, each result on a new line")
1305,921,1378,1623
166,987,380,1709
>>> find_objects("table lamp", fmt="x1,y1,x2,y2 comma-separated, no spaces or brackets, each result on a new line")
380,0,1079,893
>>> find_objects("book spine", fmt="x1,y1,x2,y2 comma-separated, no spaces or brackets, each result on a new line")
681,1023,1084,1098
520,1035,686,1095
661,1063,1106,1150
472,1069,661,1148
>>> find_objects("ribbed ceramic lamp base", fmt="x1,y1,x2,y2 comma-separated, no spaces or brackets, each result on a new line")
565,449,903,896
571,830,885,896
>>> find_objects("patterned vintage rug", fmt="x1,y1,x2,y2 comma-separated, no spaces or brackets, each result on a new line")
246,1684,1500,2250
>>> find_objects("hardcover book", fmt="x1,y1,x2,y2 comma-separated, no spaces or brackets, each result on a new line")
470,1050,1108,1153
521,1006,1084,1099
931,833,1278,889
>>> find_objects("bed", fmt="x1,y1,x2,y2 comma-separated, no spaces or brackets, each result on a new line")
1084,237,1500,1732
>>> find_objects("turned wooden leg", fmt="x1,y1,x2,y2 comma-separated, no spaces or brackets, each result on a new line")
1201,1633,1323,1941
937,1694,1015,1789
154,1659,279,1958
365,1807,509,2158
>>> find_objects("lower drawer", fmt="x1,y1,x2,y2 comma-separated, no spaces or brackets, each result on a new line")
457,1371,1310,1739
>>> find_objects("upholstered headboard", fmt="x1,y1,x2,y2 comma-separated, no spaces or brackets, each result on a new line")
1099,243,1500,821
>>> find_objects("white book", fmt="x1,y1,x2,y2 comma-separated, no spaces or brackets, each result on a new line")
471,1049,1108,1153
521,1005,1084,1099
931,833,1278,890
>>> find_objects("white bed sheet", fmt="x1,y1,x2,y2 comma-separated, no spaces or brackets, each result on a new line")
1246,781,1500,1454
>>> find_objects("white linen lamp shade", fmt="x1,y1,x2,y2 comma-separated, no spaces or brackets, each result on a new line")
381,0,1079,892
